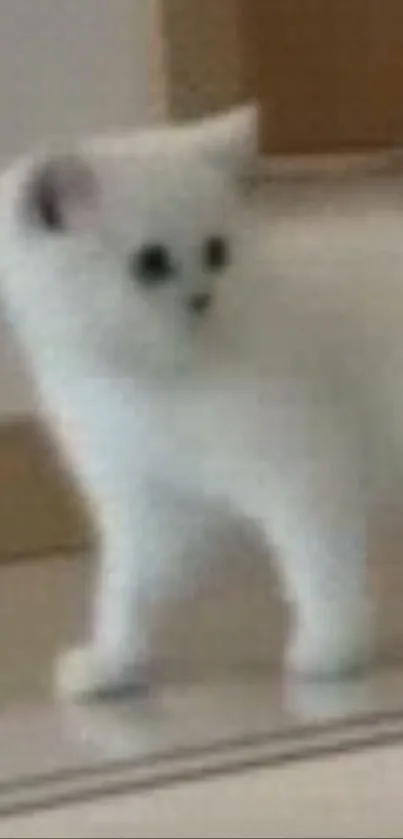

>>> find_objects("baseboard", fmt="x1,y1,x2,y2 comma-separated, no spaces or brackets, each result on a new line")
0,417,91,561
259,147,403,181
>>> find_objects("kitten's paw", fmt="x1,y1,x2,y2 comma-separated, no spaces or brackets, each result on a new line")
55,646,151,702
287,614,374,681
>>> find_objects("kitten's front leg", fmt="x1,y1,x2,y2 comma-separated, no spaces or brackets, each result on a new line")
56,486,197,701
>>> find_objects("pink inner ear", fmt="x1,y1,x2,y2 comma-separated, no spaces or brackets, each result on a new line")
56,157,96,206
28,154,98,232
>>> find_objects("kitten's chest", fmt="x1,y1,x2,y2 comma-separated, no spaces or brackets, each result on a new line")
163,371,326,490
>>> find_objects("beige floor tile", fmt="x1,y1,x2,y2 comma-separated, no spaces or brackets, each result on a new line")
2,508,403,709
3,727,403,837
1,532,403,786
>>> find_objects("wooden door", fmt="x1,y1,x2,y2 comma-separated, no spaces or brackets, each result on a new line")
241,0,403,153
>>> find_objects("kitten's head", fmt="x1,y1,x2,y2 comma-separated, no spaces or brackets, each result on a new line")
2,105,258,374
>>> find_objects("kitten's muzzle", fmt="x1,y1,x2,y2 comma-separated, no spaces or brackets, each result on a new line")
187,293,213,315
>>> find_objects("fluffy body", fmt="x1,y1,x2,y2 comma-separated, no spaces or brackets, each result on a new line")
0,108,399,697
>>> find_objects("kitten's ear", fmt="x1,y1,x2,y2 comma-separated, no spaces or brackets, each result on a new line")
190,104,259,176
22,154,98,232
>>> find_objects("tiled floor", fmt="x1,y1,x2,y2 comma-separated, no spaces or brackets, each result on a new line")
3,503,403,705
2,668,403,834
1,506,403,784
0,523,397,703
4,740,403,838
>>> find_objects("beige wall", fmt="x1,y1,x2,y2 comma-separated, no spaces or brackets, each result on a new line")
0,0,152,417
0,0,247,418
0,0,151,165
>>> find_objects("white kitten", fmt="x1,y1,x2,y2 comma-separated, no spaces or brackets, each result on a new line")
0,105,393,699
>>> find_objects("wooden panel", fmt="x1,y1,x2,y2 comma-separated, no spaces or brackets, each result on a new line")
241,0,403,154
158,0,245,120
0,421,91,561
370,1,403,143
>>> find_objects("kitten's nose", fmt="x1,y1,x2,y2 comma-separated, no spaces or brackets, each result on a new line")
188,292,213,315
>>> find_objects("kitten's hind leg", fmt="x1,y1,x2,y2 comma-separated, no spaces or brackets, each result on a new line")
237,411,375,681
270,469,373,680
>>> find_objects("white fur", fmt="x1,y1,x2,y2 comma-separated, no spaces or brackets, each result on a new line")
0,106,399,699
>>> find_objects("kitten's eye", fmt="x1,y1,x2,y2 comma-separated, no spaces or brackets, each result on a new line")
203,236,229,271
134,243,174,285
